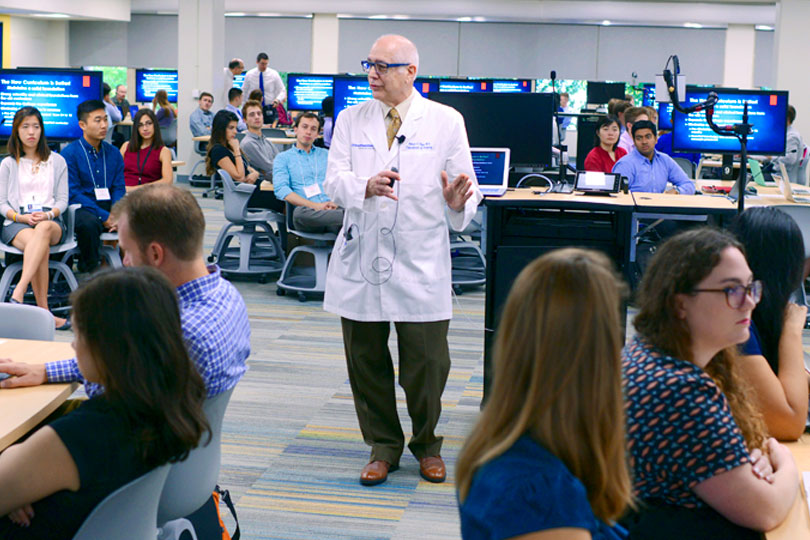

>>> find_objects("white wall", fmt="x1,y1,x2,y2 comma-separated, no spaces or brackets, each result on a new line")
224,17,312,72
69,20,128,67
10,16,68,68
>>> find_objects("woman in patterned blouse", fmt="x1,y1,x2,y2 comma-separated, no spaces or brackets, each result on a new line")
622,227,798,538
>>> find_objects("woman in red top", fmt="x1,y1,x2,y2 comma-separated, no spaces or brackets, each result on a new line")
584,115,627,173
120,108,173,192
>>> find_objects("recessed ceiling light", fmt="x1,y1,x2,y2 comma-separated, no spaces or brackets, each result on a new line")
473,16,486,22
602,20,612,26
32,13,70,18
225,12,246,17
684,22,703,29
457,16,472,22
392,14,410,20
369,15,388,19
755,25,774,31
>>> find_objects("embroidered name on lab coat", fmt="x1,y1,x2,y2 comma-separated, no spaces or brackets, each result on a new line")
404,142,434,151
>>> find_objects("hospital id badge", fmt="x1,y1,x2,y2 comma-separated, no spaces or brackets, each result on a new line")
25,203,43,213
94,188,111,201
303,183,322,198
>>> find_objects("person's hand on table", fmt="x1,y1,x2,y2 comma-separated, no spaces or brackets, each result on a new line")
442,171,473,212
103,217,117,232
0,359,46,388
365,170,400,201
8,504,34,527
664,188,679,195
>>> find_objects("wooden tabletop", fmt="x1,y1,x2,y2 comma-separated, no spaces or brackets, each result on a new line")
0,339,76,451
767,435,810,539
171,160,186,168
486,187,636,207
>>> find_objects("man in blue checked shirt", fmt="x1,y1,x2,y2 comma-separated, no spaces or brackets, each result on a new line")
273,112,343,233
0,185,249,399
612,120,696,195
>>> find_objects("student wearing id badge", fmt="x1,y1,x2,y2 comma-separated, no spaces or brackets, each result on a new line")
272,112,341,233
61,100,125,273
0,107,70,330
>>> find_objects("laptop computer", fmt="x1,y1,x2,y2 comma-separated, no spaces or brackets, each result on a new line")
778,175,810,203
471,147,510,197
749,159,777,187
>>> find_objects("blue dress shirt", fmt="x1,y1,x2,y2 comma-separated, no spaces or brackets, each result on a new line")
61,138,125,221
612,147,695,194
225,104,247,131
190,108,213,137
46,266,250,398
272,145,330,202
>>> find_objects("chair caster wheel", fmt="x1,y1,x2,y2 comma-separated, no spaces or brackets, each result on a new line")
207,255,215,263
202,193,208,198
453,285,463,295
276,288,286,296
297,292,307,302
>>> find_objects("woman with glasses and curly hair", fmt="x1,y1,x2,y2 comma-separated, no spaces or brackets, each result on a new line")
623,227,798,538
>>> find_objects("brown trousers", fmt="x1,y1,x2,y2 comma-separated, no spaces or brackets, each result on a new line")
340,318,451,466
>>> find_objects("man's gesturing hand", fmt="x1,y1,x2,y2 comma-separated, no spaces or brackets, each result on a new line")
365,170,401,201
441,171,473,212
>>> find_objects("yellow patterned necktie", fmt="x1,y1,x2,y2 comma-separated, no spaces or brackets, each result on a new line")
386,108,401,149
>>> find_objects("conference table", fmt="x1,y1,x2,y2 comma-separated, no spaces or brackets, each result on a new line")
768,435,810,539
0,339,76,452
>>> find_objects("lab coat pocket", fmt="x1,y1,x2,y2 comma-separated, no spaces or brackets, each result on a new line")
337,229,364,283
395,225,450,284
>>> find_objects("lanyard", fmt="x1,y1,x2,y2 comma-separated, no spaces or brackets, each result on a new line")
80,140,107,189
137,146,153,185
296,149,319,192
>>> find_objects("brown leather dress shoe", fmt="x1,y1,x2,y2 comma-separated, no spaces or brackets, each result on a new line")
360,460,399,486
419,455,446,483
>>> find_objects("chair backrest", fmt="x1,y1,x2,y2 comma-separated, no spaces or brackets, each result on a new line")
193,140,207,156
160,120,177,147
0,303,54,341
284,202,337,242
673,157,695,178
157,387,234,524
73,464,170,540
771,204,810,258
262,127,286,138
218,169,254,223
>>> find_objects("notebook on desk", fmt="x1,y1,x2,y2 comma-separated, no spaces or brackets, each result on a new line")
471,147,510,197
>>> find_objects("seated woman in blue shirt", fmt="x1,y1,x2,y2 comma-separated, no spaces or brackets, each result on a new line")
623,227,798,538
0,268,209,539
730,207,808,440
457,248,632,540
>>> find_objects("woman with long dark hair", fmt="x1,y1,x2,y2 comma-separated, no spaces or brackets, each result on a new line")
0,267,209,539
205,109,261,184
120,108,173,192
458,248,632,539
624,227,798,538
584,115,627,173
0,107,69,329
730,207,808,440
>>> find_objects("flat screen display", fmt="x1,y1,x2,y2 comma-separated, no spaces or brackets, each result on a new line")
439,79,491,93
333,76,373,118
672,89,789,155
642,83,656,107
287,74,334,111
414,78,439,98
587,81,625,104
471,148,510,186
429,92,553,166
492,79,532,93
135,69,178,103
0,69,103,141
658,102,674,130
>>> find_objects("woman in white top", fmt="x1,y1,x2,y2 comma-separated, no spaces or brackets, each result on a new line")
0,106,69,329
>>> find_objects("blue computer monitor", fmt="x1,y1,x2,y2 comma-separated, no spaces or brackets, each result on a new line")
135,69,178,103
232,73,245,89
439,79,491,93
414,78,439,98
658,102,674,130
0,68,103,142
333,76,373,118
642,83,656,107
492,79,532,93
672,88,789,155
287,74,335,111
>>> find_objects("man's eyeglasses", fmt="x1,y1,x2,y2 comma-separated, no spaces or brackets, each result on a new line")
361,60,410,74
692,280,763,309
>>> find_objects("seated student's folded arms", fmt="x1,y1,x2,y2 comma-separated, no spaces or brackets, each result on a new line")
731,207,808,440
622,228,798,539
0,268,209,539
457,248,632,540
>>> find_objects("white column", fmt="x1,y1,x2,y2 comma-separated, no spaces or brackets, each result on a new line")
774,0,810,144
311,13,339,73
177,0,225,177
723,24,756,89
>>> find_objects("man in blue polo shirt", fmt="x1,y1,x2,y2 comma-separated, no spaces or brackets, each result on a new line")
613,120,695,195
273,112,343,233
61,100,126,273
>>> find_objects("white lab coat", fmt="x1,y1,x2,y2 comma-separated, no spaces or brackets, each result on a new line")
323,91,482,322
